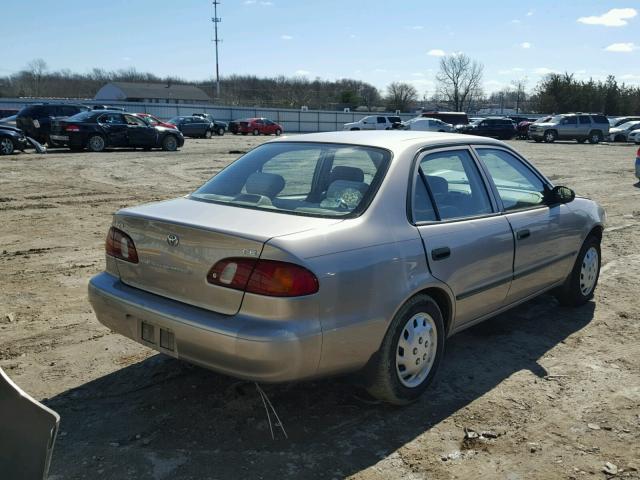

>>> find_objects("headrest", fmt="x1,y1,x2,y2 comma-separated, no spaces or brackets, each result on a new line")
329,166,365,184
426,175,448,195
321,180,369,209
245,172,285,198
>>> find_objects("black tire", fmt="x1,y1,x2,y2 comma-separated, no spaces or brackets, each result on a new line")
576,138,586,144
614,135,625,142
233,132,238,135
86,134,106,152
0,137,15,155
365,294,445,405
241,132,248,136
533,138,542,143
161,135,179,151
204,130,213,139
275,128,282,136
588,130,602,144
543,130,557,143
554,235,601,307
350,128,360,131
252,128,260,136
216,127,225,136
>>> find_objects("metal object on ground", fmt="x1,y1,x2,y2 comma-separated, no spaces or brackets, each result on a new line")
0,367,60,480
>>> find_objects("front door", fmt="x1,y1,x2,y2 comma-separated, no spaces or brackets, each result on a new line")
124,114,157,147
474,147,584,302
413,147,514,326
98,113,127,146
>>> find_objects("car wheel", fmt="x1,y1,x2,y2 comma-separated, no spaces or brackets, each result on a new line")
543,130,557,143
614,135,625,142
554,235,601,307
0,137,15,155
241,132,248,136
161,135,179,151
576,138,586,144
216,127,225,136
275,128,282,136
252,128,260,136
588,130,602,144
204,130,213,139
86,134,106,152
533,138,542,143
350,128,360,131
365,294,445,405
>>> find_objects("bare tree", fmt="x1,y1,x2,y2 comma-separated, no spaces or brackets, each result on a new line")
386,82,418,112
25,58,48,96
435,54,484,112
511,78,527,113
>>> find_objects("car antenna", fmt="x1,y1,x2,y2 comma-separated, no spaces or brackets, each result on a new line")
255,382,288,440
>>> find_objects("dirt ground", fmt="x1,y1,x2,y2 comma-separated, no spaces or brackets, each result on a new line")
1,135,639,480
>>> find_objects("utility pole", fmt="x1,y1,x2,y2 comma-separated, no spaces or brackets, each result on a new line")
212,1,221,99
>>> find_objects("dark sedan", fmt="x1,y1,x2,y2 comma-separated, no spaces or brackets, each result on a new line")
456,117,516,140
0,125,28,155
50,111,184,152
168,116,216,138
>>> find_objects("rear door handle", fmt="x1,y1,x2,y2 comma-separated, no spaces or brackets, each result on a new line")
431,247,451,261
517,229,531,240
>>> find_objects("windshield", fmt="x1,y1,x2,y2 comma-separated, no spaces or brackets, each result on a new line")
534,116,552,124
549,115,564,123
191,142,391,218
618,121,640,130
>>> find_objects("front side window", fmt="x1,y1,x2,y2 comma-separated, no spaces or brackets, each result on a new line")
98,114,125,125
562,116,577,125
418,149,493,220
191,143,390,218
377,117,386,123
578,115,591,124
476,148,546,211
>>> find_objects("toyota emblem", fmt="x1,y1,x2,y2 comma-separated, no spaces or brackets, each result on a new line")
167,234,179,247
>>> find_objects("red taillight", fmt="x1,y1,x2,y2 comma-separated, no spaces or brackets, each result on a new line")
105,227,139,263
207,258,318,297
65,125,80,132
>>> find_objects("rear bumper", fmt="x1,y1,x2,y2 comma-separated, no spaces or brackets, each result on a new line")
88,272,322,382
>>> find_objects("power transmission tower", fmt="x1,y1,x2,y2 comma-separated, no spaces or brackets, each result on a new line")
212,1,222,98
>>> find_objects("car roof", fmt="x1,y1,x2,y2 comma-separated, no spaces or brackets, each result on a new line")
268,131,506,152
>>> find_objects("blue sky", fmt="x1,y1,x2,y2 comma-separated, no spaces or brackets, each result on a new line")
1,0,638,95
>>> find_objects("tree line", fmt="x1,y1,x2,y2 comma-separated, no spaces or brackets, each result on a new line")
1,58,639,115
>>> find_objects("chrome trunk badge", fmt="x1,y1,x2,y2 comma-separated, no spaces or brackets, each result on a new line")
167,234,179,247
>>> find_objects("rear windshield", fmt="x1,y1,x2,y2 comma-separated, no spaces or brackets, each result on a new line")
191,142,391,218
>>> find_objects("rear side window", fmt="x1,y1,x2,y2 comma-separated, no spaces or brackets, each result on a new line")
418,149,493,220
578,115,591,125
562,117,577,125
591,115,608,124
377,117,386,123
192,142,391,218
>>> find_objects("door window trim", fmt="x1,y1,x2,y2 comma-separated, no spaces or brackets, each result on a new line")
407,144,501,226
471,145,554,213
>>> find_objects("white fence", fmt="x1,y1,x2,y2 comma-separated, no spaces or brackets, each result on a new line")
0,98,417,133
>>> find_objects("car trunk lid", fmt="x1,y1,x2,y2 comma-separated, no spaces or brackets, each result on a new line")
112,197,340,315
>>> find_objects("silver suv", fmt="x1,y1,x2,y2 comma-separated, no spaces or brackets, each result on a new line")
528,113,610,144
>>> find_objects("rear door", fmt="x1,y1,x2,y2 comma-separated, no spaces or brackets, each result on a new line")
474,146,583,301
413,147,514,326
559,116,578,139
98,113,127,146
577,115,592,137
376,116,387,130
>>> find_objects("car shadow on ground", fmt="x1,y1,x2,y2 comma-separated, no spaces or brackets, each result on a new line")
46,295,594,479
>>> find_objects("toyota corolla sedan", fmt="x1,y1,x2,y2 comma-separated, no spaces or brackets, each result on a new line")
89,131,605,404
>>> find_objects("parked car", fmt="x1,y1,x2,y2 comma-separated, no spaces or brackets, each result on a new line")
421,111,469,126
517,116,551,140
608,121,640,142
192,113,227,136
229,117,284,135
133,113,176,129
343,115,402,131
402,117,453,132
88,130,604,405
16,103,91,145
0,125,28,155
456,117,516,139
609,116,640,128
49,110,184,152
167,116,217,138
628,128,640,144
528,113,610,143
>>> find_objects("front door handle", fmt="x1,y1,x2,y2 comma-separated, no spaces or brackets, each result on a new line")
517,229,531,240
431,247,451,261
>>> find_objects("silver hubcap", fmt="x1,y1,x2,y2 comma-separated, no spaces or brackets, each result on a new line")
205,131,212,138
580,247,598,296
545,132,554,141
89,136,104,151
396,313,438,388
0,138,13,154
165,137,177,150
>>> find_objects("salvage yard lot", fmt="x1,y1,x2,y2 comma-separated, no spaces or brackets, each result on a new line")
1,136,639,479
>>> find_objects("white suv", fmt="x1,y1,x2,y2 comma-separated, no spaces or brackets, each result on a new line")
343,115,401,131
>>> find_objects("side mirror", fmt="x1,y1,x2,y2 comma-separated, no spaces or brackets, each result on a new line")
547,185,575,204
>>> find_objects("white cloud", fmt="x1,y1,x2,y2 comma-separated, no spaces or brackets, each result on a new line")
427,49,446,57
620,73,640,80
511,19,521,24
244,0,256,3
498,67,525,75
577,8,637,27
280,34,293,40
411,72,424,77
406,25,424,30
349,33,357,39
534,67,557,75
520,42,532,49
295,70,310,76
373,68,387,73
526,10,534,16
604,42,637,52
260,1,273,5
